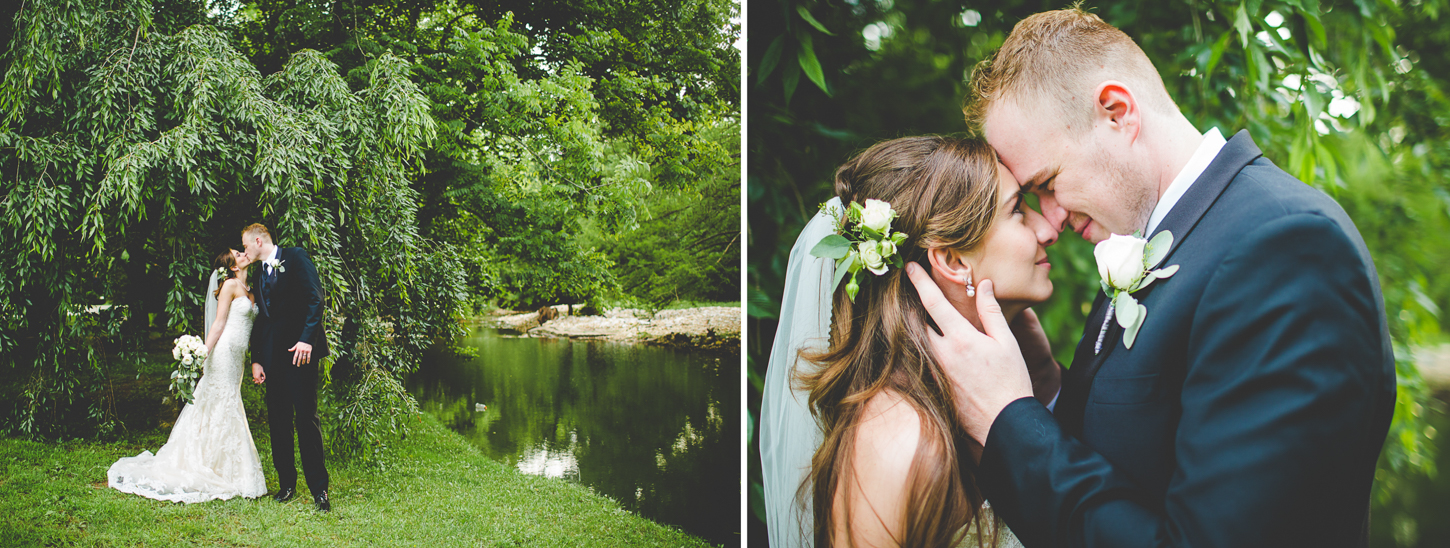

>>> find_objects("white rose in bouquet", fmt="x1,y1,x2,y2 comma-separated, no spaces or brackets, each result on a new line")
169,334,208,405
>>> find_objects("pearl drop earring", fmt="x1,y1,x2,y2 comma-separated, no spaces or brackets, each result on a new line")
966,276,976,298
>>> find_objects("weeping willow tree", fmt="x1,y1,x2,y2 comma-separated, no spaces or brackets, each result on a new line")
0,0,466,460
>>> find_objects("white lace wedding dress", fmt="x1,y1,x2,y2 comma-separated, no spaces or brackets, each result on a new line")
108,295,267,503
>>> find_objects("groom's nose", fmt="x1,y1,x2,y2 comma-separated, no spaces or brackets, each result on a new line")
1036,192,1069,233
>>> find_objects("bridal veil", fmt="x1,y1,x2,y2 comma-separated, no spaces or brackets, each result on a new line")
760,198,841,547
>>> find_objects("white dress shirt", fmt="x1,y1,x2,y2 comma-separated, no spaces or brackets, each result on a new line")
264,246,281,276
1146,127,1227,235
1045,127,1226,414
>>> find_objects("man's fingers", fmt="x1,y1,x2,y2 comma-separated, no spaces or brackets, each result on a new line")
1015,308,1041,331
905,262,978,337
288,343,299,352
974,279,1019,351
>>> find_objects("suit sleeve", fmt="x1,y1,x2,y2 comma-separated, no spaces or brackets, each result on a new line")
978,213,1388,547
292,247,327,346
250,301,264,363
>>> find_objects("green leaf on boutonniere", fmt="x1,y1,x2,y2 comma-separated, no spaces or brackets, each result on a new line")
1145,230,1174,270
1114,291,1140,328
1123,302,1148,349
1130,264,1181,292
811,234,852,260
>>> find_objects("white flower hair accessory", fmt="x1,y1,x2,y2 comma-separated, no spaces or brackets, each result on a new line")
809,199,909,302
1093,230,1180,353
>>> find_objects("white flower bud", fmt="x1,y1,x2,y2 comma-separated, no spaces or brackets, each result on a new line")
878,238,896,259
1094,233,1148,291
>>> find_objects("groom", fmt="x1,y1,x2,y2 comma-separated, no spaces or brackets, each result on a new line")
243,223,332,513
908,8,1394,547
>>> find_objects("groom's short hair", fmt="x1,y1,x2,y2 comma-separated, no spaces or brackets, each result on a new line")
242,223,272,243
965,7,1176,133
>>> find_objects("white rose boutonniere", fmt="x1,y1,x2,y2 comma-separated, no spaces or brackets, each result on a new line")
1093,230,1180,352
808,199,909,302
264,258,286,273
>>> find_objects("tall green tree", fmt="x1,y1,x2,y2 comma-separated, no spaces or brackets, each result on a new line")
747,0,1450,543
219,0,742,310
0,0,465,460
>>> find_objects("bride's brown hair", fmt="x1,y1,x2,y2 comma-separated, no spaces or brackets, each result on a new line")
213,251,240,299
799,135,1003,548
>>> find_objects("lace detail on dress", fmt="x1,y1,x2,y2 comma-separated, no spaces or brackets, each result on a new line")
108,297,267,503
964,502,1026,548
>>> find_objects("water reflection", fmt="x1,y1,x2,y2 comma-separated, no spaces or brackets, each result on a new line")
405,325,738,546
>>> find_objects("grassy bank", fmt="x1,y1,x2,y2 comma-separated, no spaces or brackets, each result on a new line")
1,413,715,547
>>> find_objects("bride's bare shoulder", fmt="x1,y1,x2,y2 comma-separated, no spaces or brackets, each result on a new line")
853,389,929,479
835,389,932,546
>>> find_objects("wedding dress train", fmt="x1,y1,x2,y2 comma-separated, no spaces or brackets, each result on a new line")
108,296,267,503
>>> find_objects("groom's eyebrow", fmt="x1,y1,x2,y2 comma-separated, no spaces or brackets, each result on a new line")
1022,166,1059,193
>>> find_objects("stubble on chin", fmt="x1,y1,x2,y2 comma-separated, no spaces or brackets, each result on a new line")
1094,149,1156,236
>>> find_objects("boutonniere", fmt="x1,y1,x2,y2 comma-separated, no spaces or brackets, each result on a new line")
809,199,908,302
1093,230,1180,353
264,258,286,273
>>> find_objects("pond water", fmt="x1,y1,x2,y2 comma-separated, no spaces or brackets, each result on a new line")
404,323,739,546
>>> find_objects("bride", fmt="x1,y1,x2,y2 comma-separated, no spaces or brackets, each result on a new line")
108,249,268,503
761,136,1060,547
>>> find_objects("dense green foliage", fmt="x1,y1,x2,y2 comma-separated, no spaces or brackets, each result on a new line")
0,0,458,461
213,0,742,311
0,0,740,465
746,0,1450,543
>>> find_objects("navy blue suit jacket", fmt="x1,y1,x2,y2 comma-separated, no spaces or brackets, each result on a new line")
977,131,1395,547
250,246,330,371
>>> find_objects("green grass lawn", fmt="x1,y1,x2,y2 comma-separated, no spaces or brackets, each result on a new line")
1,413,715,547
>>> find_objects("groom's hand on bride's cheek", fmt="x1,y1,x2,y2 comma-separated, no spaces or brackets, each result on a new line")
905,263,1034,444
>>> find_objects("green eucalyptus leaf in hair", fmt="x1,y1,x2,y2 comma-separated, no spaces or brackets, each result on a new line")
811,234,852,260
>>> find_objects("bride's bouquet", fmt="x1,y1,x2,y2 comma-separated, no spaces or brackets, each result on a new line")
169,335,208,404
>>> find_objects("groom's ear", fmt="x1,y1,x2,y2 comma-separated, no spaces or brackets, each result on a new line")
926,247,972,286
1092,80,1140,139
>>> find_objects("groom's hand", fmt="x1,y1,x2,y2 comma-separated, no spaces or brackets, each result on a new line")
905,262,1034,445
251,363,266,384
290,342,313,366
1011,308,1063,406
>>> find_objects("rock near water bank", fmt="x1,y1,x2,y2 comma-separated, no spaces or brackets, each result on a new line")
488,306,740,352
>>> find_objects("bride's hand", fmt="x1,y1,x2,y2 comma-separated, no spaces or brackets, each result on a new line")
251,363,265,384
1010,308,1062,406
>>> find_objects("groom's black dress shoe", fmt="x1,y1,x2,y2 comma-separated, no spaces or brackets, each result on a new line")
313,491,330,513
273,487,296,503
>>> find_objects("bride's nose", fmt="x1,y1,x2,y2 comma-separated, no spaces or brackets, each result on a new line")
1026,207,1058,247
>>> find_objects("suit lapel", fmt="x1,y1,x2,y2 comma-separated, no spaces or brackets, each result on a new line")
1058,130,1264,430
1147,131,1263,266
1058,291,1109,435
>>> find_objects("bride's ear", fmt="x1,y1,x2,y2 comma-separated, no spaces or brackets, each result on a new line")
925,247,973,287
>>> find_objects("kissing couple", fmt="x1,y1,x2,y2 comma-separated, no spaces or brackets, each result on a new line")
761,8,1394,548
108,223,334,513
